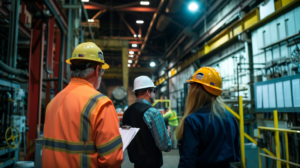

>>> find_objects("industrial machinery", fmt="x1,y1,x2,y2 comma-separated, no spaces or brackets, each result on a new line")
111,86,128,109
0,79,27,168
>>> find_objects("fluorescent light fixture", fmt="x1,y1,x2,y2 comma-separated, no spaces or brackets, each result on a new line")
129,51,134,54
128,64,131,67
136,20,144,24
132,44,138,47
88,19,94,22
188,2,198,11
140,1,150,5
82,0,89,2
129,55,134,58
138,34,141,37
133,34,137,37
128,60,133,63
150,62,156,67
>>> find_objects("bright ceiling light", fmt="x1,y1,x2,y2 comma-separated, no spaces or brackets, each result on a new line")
129,55,134,58
129,51,134,54
82,0,89,2
138,34,141,37
188,2,198,11
136,20,144,24
133,34,137,37
128,64,131,67
128,60,133,63
150,62,156,67
132,44,138,47
140,1,150,5
88,19,94,22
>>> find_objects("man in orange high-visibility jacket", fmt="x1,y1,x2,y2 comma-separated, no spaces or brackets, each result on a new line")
42,42,123,168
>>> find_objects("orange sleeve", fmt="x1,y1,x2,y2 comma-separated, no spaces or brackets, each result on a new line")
92,100,123,168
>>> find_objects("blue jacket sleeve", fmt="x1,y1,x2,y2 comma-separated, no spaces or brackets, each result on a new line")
178,117,200,168
233,117,241,162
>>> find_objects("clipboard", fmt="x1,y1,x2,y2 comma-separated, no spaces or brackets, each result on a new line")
119,125,140,151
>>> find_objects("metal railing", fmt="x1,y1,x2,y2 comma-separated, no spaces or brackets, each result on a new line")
258,110,300,168
225,96,275,168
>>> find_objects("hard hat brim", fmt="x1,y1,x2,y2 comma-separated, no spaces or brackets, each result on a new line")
66,57,109,69
132,85,156,92
186,79,222,96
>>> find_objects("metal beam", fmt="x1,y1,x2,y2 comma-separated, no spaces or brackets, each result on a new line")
43,0,68,32
116,7,156,12
62,4,80,9
119,13,136,36
54,29,61,95
113,1,140,9
58,34,65,92
27,21,45,160
92,9,106,20
7,0,20,68
82,1,94,42
122,47,129,92
136,0,167,66
84,3,156,12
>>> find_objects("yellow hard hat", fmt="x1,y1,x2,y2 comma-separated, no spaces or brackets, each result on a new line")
187,67,222,96
66,42,109,69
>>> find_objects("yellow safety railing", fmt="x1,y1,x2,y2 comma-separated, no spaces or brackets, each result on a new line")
225,96,276,168
258,110,300,168
152,99,171,110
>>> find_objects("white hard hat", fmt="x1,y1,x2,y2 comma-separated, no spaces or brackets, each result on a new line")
133,76,156,92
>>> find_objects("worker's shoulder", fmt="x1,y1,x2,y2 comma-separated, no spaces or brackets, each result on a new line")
145,107,161,116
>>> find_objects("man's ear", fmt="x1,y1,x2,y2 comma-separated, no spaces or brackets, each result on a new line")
95,65,100,77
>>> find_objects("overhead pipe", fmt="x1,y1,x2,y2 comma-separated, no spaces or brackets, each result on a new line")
156,0,182,32
0,70,29,83
0,60,28,77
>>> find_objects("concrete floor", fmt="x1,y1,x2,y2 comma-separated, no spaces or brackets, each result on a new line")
121,149,180,168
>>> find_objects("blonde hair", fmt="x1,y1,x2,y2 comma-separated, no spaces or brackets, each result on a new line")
177,83,226,140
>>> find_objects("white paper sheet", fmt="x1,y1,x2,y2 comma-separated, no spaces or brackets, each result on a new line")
268,84,276,108
292,79,300,107
263,85,269,108
283,80,292,107
276,82,284,108
119,128,140,151
256,86,263,108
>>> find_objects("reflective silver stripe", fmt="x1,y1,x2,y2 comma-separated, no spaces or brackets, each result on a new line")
97,135,123,157
42,139,96,154
80,93,105,142
81,154,88,168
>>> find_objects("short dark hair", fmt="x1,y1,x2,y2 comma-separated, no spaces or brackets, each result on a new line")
135,88,153,97
164,107,169,111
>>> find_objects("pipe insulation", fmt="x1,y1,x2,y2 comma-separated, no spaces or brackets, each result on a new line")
0,60,29,77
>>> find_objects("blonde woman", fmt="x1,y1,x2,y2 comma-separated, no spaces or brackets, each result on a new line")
177,67,240,168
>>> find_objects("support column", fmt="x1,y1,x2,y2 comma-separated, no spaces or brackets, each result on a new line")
46,17,55,106
27,20,45,160
7,0,20,68
66,1,74,81
54,29,61,95
58,33,65,92
122,46,129,92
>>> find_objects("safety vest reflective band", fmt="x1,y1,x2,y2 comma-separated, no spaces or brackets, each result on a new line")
97,135,123,157
169,117,177,121
80,93,106,142
168,111,177,121
42,138,96,154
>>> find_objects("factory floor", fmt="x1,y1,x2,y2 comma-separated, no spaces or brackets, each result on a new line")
121,149,180,168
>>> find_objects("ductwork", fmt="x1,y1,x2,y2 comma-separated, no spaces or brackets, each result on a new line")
0,60,29,77
156,0,182,32
238,32,251,43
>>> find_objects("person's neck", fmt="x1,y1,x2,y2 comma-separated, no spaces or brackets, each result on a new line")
137,95,150,103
